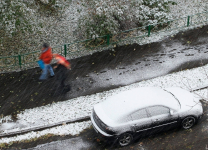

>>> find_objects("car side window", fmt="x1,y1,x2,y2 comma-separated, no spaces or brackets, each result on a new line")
131,109,148,120
147,106,169,117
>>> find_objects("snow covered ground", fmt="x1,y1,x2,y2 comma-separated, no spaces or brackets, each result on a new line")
0,0,207,145
0,62,208,144
55,0,208,60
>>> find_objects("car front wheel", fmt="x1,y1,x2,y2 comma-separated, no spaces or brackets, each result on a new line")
118,133,133,147
182,116,195,129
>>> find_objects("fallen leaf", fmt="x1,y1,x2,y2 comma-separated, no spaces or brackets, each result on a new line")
96,139,100,142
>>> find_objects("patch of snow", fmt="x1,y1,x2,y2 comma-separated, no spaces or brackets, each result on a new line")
0,121,91,144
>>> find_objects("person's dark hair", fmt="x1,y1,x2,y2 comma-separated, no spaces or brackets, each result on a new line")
43,43,49,48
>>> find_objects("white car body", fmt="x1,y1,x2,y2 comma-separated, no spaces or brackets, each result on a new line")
91,87,203,142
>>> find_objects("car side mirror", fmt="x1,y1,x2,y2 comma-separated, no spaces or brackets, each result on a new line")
170,110,174,115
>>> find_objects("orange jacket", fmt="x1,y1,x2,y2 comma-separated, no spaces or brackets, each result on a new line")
39,47,53,64
53,53,71,69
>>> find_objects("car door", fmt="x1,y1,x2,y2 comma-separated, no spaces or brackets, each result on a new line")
130,108,153,137
146,106,179,134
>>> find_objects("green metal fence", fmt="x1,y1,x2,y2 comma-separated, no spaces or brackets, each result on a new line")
0,11,208,71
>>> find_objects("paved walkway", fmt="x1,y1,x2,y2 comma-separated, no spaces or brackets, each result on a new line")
0,25,208,118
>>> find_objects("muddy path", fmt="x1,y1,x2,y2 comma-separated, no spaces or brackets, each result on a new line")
0,25,208,117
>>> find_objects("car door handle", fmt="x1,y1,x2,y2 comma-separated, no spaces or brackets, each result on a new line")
154,119,159,121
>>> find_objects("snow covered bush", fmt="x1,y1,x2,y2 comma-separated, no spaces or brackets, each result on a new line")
77,0,177,39
77,0,124,39
34,0,64,12
0,0,68,55
133,0,177,26
40,0,54,4
0,0,34,36
0,0,39,55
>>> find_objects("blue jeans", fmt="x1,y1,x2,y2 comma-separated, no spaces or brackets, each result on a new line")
39,64,54,80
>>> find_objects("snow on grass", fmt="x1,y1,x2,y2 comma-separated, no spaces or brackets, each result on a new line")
0,62,208,144
0,121,91,144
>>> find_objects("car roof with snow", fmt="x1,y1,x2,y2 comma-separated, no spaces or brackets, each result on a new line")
94,87,181,121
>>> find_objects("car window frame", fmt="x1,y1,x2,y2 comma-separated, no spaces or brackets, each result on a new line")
130,108,149,121
146,105,170,117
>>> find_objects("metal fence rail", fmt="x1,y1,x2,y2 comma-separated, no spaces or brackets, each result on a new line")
0,11,208,71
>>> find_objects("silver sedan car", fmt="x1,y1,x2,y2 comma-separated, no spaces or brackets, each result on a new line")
91,87,203,146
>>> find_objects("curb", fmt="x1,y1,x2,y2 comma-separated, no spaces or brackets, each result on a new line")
0,116,90,138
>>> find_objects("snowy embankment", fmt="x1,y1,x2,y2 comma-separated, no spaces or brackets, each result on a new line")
0,63,208,144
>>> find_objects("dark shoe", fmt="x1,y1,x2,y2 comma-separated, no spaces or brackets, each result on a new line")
38,78,45,81
50,75,55,78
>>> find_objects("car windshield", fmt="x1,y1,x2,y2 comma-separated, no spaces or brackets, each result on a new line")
163,89,181,108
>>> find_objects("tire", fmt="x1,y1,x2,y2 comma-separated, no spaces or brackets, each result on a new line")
118,133,133,147
182,116,196,129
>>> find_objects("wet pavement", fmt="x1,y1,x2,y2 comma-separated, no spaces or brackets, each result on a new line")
0,26,208,119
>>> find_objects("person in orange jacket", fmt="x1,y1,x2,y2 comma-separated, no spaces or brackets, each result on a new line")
53,53,71,69
39,43,54,80
53,53,71,90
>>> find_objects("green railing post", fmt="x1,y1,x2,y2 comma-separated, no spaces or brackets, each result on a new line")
187,16,190,27
148,25,151,37
107,34,110,45
64,44,67,57
68,44,70,55
18,55,22,69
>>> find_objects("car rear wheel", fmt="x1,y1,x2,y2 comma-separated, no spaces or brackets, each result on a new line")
182,116,195,129
118,133,133,147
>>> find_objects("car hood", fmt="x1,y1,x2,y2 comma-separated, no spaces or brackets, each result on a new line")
165,87,200,109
